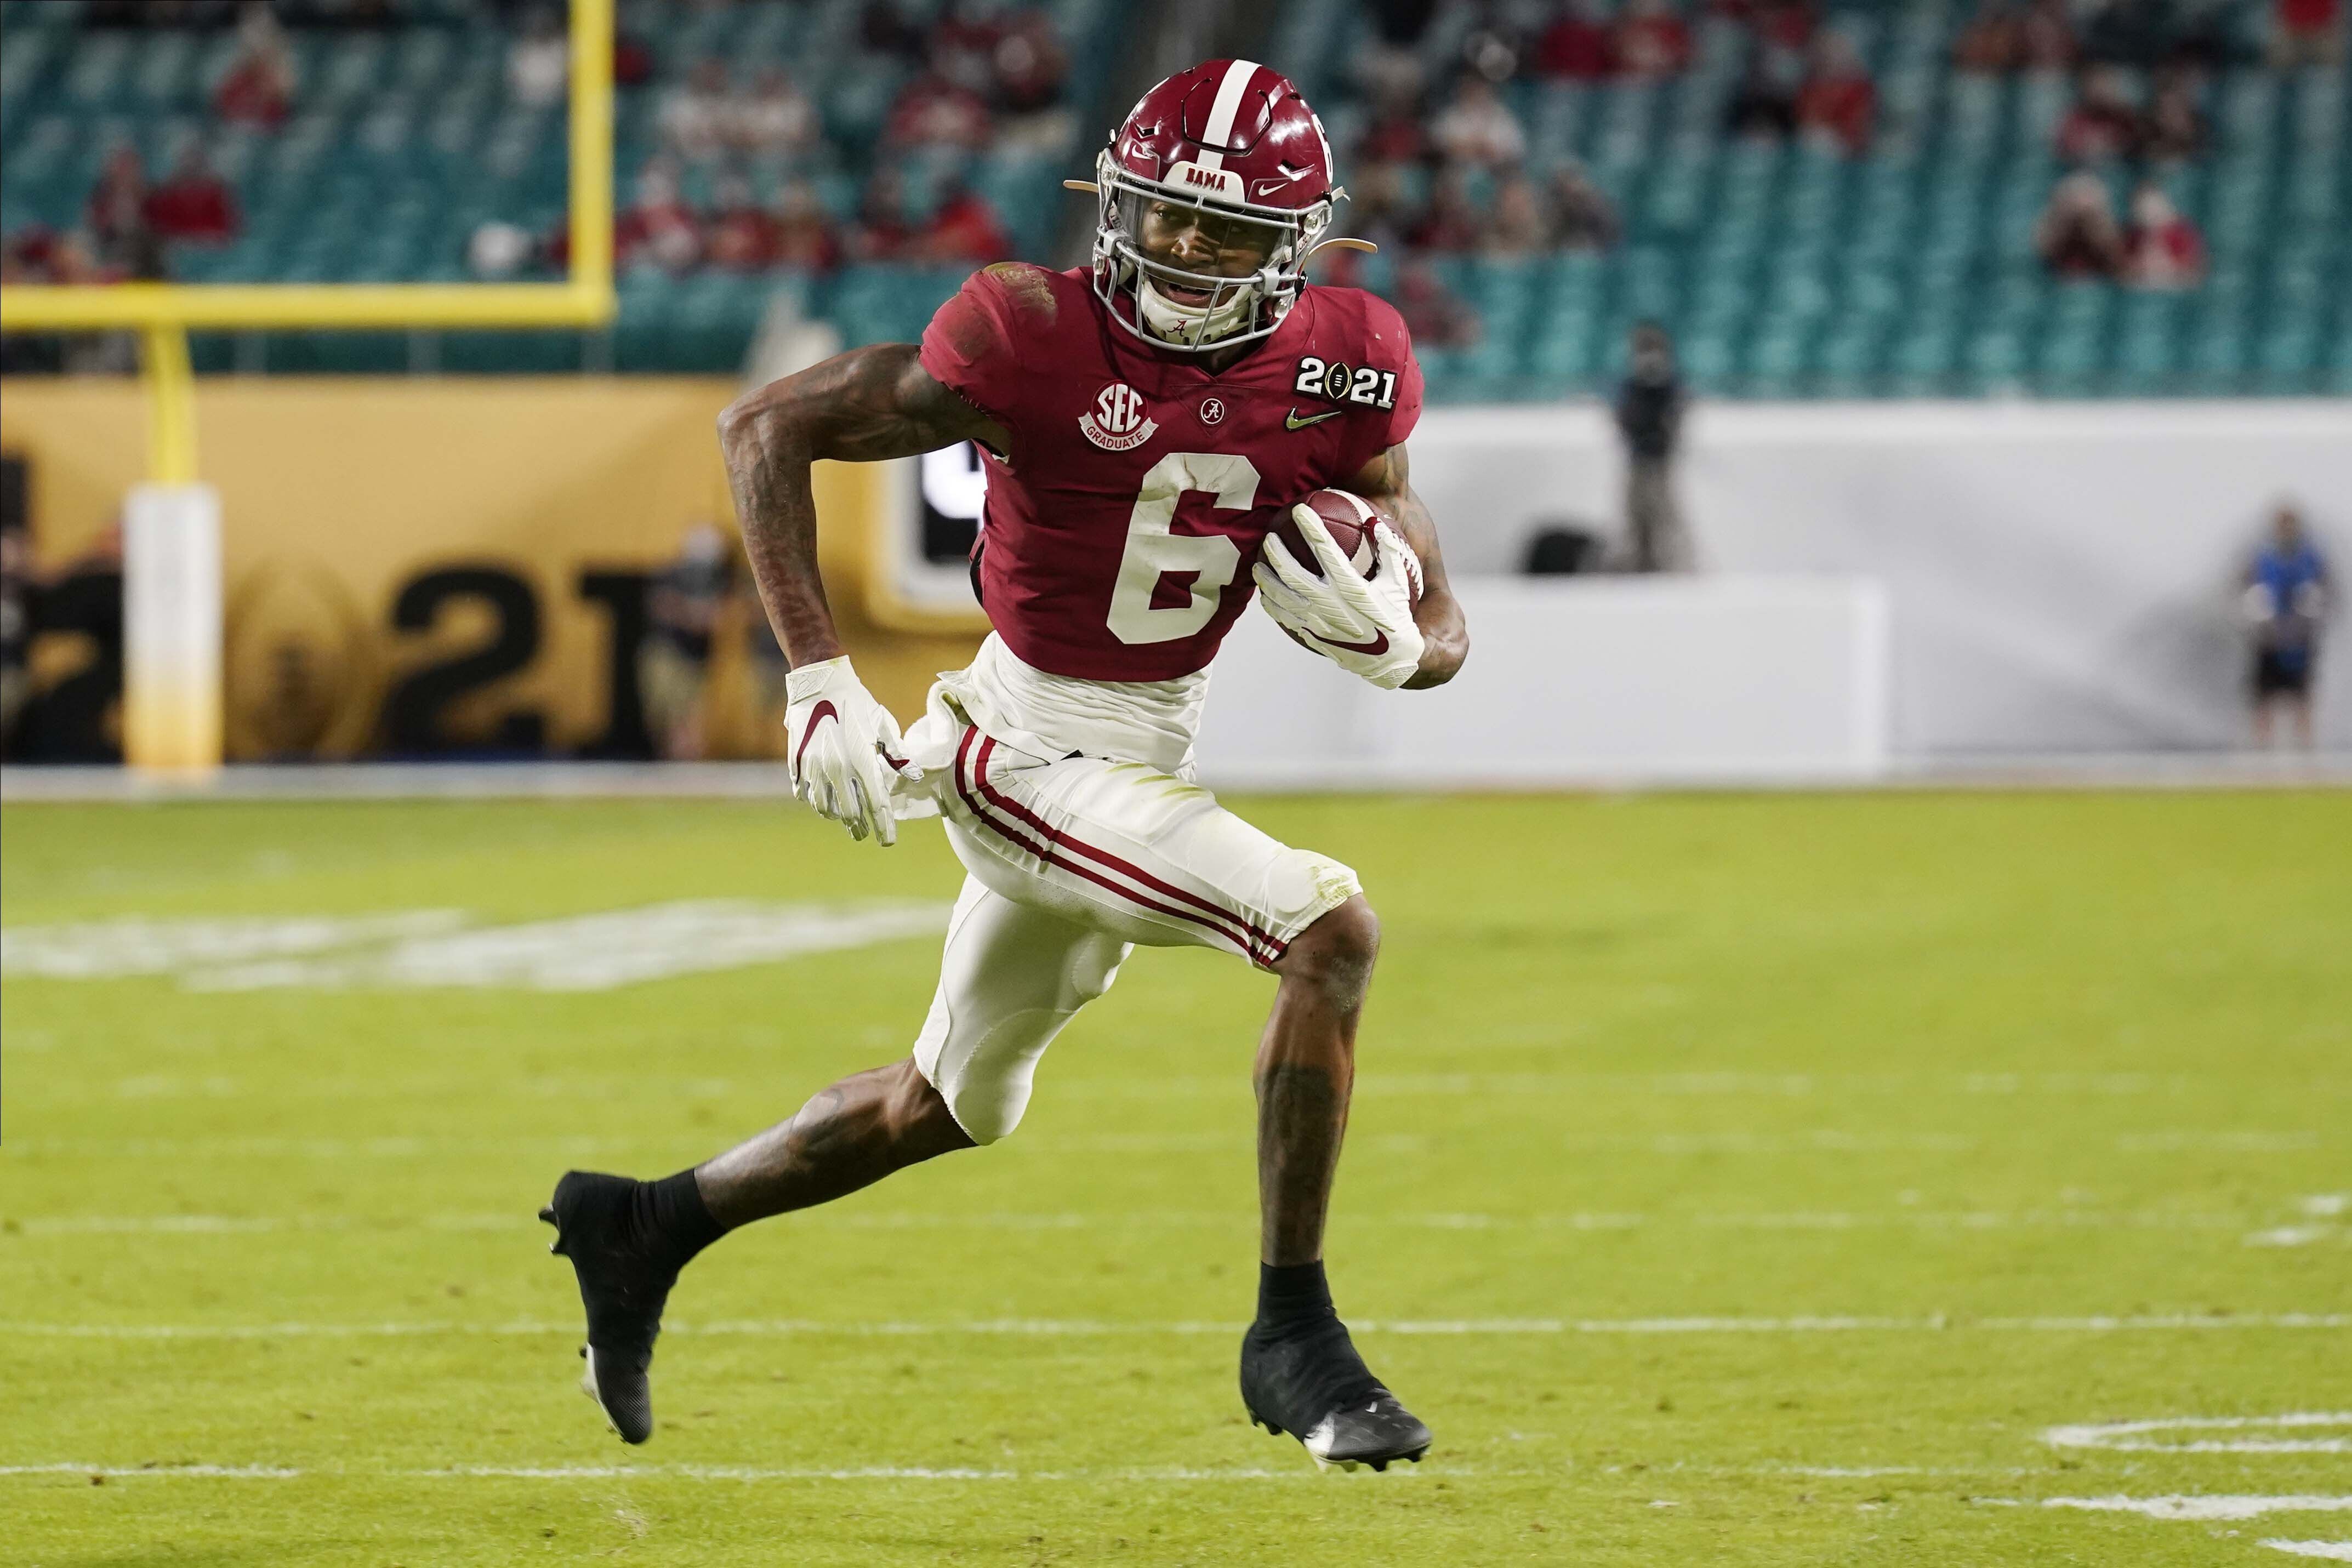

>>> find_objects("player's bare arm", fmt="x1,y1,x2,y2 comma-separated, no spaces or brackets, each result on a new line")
716,344,1007,666
1348,442,1468,689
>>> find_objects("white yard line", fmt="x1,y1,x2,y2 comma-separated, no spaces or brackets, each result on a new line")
3,1207,2269,1236
8,1130,2331,1159
0,1463,301,1479
2262,1543,2352,1561
2045,1415,2352,1455
4,1314,2343,1341
2041,1496,2352,1521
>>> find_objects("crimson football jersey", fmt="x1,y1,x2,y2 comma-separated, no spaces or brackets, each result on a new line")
918,263,1422,682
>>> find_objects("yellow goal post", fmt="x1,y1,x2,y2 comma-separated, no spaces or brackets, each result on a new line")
0,0,616,774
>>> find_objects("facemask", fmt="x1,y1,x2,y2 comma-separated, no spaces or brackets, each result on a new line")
1135,273,1260,347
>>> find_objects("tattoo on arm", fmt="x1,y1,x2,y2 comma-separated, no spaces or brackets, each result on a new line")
716,343,1007,668
1349,443,1470,688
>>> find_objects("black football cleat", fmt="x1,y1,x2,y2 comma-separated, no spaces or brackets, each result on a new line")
1240,1320,1432,1472
539,1170,678,1445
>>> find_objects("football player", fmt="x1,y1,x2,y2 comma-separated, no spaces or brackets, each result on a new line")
544,59,1468,1472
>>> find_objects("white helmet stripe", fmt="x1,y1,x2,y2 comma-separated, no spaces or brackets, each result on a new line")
1189,58,1262,172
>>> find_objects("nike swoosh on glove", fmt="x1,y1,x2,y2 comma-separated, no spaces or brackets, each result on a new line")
784,656,913,845
1252,506,1427,690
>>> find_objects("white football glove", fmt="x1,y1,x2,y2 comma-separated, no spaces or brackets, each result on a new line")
1252,506,1428,690
784,656,911,846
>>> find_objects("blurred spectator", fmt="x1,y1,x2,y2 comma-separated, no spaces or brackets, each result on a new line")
2143,69,2206,161
847,169,917,262
1954,0,2026,72
767,179,841,272
612,27,656,88
916,180,1011,265
2122,181,2205,288
732,67,818,157
1353,27,1431,112
705,175,778,271
992,8,1070,115
614,158,702,274
1,230,68,373
1405,169,1483,253
1429,73,1526,168
466,219,537,278
2020,0,2081,71
2055,67,2143,162
1457,9,1526,82
1725,55,1799,139
1345,161,1415,255
1616,0,1695,79
859,0,928,62
1550,160,1621,250
640,523,731,762
1368,0,1441,47
1751,0,1820,50
930,0,1003,97
2270,0,2346,66
1795,33,1877,155
2242,501,2331,749
660,59,734,161
1481,173,1551,260
2077,0,2149,63
507,7,570,108
1615,321,1690,573
885,66,992,151
1535,1,1617,79
1356,81,1431,164
144,147,240,244
2036,170,2125,278
215,4,296,127
84,146,160,275
1392,259,1481,348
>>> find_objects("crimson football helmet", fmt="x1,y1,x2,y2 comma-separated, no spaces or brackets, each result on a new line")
1083,59,1346,352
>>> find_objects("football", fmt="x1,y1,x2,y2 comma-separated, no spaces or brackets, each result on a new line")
1268,488,1383,581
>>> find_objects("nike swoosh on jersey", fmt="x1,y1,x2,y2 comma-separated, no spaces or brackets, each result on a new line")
1284,407,1343,430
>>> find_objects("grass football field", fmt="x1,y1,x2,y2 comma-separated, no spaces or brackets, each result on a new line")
3,789,2348,1566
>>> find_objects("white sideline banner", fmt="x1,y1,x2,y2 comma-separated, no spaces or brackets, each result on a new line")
1196,577,1890,788
1398,401,2352,756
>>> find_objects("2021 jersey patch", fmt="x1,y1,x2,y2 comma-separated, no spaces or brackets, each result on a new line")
1293,356,1399,412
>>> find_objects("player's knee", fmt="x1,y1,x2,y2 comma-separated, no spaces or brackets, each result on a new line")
886,1058,981,1154
1282,895,1381,1004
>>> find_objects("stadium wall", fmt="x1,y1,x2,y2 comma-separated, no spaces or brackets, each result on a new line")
4,381,2345,763
1406,402,2352,755
0,377,981,759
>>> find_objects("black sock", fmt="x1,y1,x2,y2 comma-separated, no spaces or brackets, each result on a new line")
1256,1260,1337,1335
633,1168,726,1271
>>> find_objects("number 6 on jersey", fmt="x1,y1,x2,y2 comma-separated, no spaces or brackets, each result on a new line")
1106,452,1261,645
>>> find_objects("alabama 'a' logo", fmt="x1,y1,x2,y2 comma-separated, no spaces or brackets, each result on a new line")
1078,382,1159,452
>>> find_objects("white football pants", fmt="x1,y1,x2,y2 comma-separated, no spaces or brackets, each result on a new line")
908,716,1360,1144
